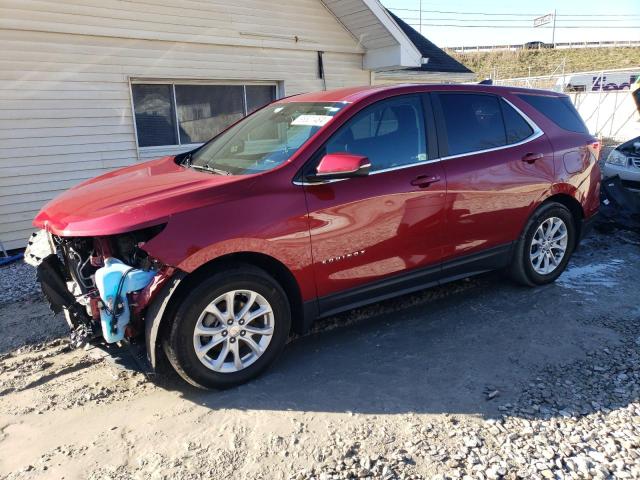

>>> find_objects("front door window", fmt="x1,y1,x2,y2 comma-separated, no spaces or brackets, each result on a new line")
325,95,428,172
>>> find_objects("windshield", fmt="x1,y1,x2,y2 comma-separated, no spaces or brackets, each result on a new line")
187,102,347,175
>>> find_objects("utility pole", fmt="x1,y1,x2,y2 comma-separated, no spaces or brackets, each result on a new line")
419,0,422,34
552,9,557,46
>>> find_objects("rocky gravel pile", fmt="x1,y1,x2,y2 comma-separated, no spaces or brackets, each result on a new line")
0,260,40,306
294,314,640,480
291,446,424,480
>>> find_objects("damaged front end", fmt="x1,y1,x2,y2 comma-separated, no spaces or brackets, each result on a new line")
25,226,175,349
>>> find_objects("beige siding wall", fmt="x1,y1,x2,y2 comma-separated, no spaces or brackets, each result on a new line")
0,0,370,249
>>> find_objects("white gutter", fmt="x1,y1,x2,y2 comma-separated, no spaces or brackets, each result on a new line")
320,0,422,70
361,0,422,69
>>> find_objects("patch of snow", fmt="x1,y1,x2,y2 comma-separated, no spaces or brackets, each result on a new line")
557,259,624,295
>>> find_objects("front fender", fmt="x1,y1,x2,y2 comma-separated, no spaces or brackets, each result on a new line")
175,237,302,273
144,270,186,368
142,207,316,302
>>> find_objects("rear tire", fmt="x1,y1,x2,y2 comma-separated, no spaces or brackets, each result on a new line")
510,202,576,286
163,265,291,389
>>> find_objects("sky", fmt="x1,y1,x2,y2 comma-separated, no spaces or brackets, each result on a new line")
380,0,640,48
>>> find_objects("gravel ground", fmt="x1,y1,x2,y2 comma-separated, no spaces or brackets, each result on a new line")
0,227,638,480
0,261,40,307
0,262,66,354
300,312,640,480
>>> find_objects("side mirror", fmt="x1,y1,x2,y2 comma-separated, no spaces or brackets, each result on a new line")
308,153,370,181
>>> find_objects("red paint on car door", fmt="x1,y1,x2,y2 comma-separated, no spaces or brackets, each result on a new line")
441,136,555,259
302,94,447,298
304,164,446,298
433,92,556,260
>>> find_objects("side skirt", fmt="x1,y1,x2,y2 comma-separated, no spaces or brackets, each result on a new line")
304,243,513,324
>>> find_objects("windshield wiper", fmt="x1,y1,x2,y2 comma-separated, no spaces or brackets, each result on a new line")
209,167,231,176
189,164,215,174
189,164,231,176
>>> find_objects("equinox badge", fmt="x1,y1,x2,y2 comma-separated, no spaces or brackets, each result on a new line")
321,249,366,265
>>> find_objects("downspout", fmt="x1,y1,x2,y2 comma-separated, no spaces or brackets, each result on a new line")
318,51,327,91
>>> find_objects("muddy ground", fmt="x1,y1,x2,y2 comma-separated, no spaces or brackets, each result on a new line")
0,229,639,480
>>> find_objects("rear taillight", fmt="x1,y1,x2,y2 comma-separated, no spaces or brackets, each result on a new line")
588,141,601,161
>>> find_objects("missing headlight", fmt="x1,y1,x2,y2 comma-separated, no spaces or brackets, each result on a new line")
112,224,167,269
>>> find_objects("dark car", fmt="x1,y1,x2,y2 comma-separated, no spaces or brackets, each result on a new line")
524,41,554,49
28,84,601,389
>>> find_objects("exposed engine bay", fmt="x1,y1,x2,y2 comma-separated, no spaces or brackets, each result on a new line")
25,226,171,348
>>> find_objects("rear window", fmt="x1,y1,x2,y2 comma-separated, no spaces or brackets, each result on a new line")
517,94,589,134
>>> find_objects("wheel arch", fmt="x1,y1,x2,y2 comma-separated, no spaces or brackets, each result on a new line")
509,193,583,287
145,251,310,370
541,193,584,247
189,252,305,333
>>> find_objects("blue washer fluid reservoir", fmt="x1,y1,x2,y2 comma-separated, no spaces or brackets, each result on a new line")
94,258,156,343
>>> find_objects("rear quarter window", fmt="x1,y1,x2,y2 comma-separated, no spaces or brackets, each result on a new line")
517,94,589,134
500,100,534,144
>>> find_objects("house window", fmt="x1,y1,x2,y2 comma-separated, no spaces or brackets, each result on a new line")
132,84,178,148
131,83,277,148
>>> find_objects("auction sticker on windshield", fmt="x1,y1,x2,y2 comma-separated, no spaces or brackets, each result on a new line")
291,114,333,127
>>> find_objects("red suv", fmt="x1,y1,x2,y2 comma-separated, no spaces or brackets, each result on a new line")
29,84,600,389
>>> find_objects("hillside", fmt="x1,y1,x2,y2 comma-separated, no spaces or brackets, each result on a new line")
448,47,640,80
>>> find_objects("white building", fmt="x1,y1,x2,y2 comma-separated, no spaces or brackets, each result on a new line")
0,0,473,250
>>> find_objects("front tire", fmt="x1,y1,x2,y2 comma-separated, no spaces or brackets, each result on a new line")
510,202,576,286
163,265,291,389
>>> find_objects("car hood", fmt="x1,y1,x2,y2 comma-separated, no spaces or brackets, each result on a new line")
33,156,247,236
617,135,640,156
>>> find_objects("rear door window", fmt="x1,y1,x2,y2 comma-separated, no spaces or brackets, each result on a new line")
436,93,507,156
517,94,589,134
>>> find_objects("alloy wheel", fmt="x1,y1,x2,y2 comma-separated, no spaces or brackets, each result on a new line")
192,290,274,373
529,216,568,275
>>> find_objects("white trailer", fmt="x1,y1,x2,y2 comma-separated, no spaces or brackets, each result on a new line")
556,70,640,92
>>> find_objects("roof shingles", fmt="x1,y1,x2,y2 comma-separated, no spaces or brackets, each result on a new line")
387,10,472,74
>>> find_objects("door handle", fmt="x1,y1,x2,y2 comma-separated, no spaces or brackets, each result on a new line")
522,152,544,164
411,175,441,188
